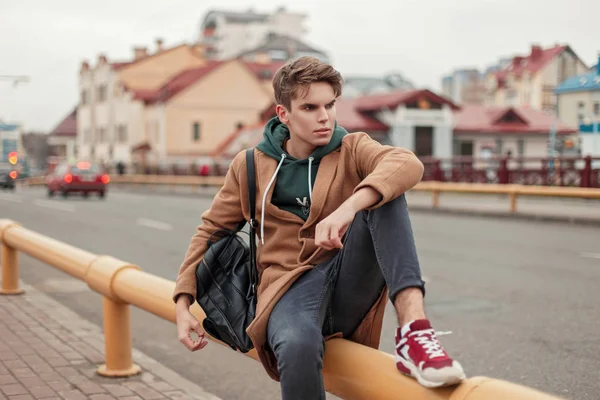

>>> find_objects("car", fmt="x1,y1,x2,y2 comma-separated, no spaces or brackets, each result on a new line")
46,161,109,198
0,163,17,190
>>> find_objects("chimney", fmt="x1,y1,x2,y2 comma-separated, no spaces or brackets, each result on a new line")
512,56,524,68
80,60,90,74
530,44,543,60
133,46,148,60
155,38,164,53
97,53,108,65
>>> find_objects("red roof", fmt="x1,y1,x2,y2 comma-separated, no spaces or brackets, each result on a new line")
49,108,77,137
494,45,567,81
336,98,389,131
354,89,460,111
453,105,577,135
132,61,223,104
242,61,286,80
130,59,286,105
111,61,133,70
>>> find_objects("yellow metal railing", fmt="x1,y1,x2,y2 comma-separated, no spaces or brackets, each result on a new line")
0,218,563,399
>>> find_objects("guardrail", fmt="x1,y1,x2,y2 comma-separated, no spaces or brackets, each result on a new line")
0,218,563,399
19,175,600,214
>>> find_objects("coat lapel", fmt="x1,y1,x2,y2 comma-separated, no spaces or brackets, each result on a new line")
303,150,340,228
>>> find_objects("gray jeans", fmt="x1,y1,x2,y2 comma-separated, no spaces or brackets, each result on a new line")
266,194,425,400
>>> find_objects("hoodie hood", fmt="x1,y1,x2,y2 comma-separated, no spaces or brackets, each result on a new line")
257,116,348,163
255,117,348,244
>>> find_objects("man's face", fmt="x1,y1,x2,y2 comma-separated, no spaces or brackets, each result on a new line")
277,82,337,151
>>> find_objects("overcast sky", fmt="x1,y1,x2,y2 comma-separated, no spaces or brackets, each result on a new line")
1,0,598,132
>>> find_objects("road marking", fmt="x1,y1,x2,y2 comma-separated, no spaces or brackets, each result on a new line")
581,252,600,260
136,218,173,231
32,199,75,212
0,195,22,203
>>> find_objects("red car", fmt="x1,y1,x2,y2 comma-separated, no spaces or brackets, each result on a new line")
46,161,109,198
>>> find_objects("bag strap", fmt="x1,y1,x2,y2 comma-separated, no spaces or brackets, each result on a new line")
245,148,258,294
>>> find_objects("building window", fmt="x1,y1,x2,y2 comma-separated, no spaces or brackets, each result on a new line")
118,125,128,143
98,127,106,143
192,122,201,141
594,103,599,116
96,85,107,102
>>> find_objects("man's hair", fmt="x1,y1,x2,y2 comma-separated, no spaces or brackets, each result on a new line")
272,56,343,110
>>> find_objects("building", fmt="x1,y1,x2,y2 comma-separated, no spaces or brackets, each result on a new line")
441,69,486,105
76,41,207,166
236,32,329,64
212,89,577,163
342,73,414,99
47,107,77,165
484,44,588,112
213,89,459,160
453,105,577,158
555,54,600,156
200,7,307,60
128,59,275,169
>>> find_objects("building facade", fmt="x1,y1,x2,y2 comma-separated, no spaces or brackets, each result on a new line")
484,44,588,112
556,55,600,156
200,7,307,60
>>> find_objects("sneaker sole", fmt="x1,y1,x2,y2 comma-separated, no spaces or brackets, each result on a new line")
396,357,466,388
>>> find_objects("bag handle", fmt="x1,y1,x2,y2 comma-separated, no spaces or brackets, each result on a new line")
245,149,258,294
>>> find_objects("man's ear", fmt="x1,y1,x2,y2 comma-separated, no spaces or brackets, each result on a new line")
276,104,290,124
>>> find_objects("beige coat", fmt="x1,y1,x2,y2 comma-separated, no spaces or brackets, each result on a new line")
173,132,424,380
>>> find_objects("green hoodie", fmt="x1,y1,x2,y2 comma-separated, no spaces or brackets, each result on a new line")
256,116,348,220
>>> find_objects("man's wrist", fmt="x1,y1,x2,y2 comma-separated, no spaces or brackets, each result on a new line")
175,294,192,311
347,187,381,213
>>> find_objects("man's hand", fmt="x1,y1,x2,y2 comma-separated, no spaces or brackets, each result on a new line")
176,295,208,351
315,202,355,250
315,187,381,251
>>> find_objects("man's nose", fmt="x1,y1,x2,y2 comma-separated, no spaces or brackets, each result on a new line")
317,107,329,123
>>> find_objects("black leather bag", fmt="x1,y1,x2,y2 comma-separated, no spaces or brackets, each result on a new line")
194,149,258,353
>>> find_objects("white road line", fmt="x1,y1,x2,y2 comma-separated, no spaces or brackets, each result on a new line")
0,195,23,203
136,218,173,231
580,253,600,260
32,199,75,212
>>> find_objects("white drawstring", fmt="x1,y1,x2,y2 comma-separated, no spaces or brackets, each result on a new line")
308,157,314,203
261,154,286,244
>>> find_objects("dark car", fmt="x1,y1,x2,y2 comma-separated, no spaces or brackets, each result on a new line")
46,161,109,198
0,163,17,190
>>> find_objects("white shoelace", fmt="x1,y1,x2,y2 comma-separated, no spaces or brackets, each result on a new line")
409,329,445,359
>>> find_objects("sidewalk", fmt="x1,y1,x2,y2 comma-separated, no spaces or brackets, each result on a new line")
406,191,600,226
0,282,220,400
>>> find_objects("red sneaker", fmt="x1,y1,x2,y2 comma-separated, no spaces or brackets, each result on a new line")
395,319,466,388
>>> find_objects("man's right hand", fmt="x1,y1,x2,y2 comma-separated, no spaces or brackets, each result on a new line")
176,295,208,351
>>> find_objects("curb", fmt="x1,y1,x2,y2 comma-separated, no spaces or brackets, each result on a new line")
407,205,600,227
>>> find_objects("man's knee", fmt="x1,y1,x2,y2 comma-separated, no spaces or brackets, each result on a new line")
271,323,324,369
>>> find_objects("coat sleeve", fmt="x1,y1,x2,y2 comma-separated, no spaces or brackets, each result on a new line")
172,151,247,303
348,133,424,209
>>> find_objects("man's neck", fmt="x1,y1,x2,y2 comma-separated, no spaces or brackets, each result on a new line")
284,138,314,160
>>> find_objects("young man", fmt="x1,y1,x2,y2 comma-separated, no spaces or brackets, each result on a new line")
173,56,466,399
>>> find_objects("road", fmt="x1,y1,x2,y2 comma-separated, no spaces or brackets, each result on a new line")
1,186,599,400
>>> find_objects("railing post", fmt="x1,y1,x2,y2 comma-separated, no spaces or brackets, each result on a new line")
498,157,509,184
0,242,24,295
97,297,141,377
433,159,444,182
581,155,592,188
85,255,142,377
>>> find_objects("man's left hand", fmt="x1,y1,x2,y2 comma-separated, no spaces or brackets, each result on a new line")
315,203,356,250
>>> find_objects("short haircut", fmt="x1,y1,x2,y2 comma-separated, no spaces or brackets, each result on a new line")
272,56,343,110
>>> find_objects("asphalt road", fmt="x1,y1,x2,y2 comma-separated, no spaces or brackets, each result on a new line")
1,186,599,400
